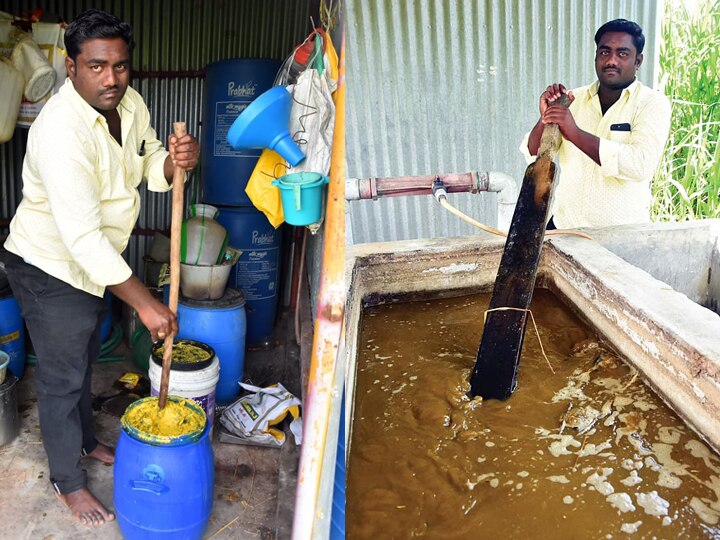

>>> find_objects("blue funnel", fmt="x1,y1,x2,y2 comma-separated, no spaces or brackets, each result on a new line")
226,86,305,167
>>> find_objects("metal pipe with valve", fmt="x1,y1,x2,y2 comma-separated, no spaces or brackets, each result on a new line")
346,171,518,232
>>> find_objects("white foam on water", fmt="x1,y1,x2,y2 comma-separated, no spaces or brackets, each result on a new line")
547,475,570,484
636,491,670,516
563,495,574,504
586,469,615,496
686,440,720,474
607,493,636,513
620,470,643,487
579,440,613,457
689,497,720,525
657,469,682,489
657,426,682,445
547,435,582,457
620,521,643,533
552,380,589,403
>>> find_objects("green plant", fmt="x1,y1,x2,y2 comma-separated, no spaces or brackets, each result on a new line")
652,0,720,221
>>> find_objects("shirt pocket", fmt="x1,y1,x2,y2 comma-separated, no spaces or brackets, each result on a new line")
127,153,145,188
608,129,632,144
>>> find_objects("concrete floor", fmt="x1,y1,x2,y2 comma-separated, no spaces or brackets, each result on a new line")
0,309,301,540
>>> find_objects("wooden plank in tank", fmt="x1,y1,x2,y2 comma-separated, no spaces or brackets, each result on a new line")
469,94,570,400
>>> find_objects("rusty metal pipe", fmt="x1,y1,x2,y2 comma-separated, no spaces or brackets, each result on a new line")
345,170,518,200
346,170,518,231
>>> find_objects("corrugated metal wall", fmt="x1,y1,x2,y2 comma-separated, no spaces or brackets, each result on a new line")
345,0,662,245
0,0,312,276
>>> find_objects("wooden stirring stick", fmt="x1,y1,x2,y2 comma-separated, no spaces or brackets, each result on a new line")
158,121,187,410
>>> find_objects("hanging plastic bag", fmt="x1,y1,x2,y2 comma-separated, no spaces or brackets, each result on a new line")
244,149,287,229
287,64,335,176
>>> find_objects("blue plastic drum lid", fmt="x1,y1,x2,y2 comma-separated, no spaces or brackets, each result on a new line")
176,287,247,405
0,289,26,380
214,206,281,346
201,59,282,207
114,422,214,539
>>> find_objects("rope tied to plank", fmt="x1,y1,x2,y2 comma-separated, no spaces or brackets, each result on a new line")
483,307,555,375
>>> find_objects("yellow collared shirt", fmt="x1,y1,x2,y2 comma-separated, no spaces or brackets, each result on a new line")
520,80,671,229
4,78,171,297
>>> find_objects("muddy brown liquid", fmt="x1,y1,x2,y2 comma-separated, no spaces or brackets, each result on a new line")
347,290,720,539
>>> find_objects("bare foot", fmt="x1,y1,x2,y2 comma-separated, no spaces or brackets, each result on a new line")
56,488,116,526
82,442,115,465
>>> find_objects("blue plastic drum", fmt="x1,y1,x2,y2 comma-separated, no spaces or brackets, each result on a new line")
0,290,26,380
214,205,281,346
202,59,281,206
175,288,247,405
114,417,214,539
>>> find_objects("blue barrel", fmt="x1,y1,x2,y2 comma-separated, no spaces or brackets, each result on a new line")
0,289,26,380
99,292,113,344
114,423,214,539
202,59,281,206
175,288,247,405
215,206,281,346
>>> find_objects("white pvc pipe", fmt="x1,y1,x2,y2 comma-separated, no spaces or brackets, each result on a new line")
487,171,518,233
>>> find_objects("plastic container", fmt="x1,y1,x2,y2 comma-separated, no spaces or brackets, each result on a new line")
201,59,281,206
272,172,329,225
215,206,281,346
181,204,229,266
114,407,214,539
169,288,247,405
0,373,19,447
0,289,26,380
147,340,220,426
11,36,56,103
0,351,9,385
180,262,233,300
0,57,24,143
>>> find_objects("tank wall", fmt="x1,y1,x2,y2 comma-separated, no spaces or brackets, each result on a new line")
588,220,720,314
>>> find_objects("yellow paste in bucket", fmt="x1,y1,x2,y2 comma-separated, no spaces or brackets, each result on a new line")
155,340,212,364
124,397,205,439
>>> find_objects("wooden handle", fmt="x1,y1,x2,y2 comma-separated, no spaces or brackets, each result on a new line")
158,121,187,410
537,94,571,161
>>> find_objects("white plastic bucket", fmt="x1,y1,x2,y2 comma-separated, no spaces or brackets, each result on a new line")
148,354,220,426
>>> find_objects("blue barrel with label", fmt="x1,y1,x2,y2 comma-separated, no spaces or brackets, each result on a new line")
214,206,281,346
0,283,26,380
174,288,247,405
202,59,281,206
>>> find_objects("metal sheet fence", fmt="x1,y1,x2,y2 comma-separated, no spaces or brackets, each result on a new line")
345,0,661,245
0,0,312,277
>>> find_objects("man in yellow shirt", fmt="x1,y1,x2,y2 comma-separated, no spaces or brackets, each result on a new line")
2,10,199,526
521,18,671,229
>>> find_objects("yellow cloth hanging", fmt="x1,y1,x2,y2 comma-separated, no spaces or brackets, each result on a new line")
245,149,287,228
324,32,340,97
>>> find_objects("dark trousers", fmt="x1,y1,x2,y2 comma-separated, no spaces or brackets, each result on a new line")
3,252,106,494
